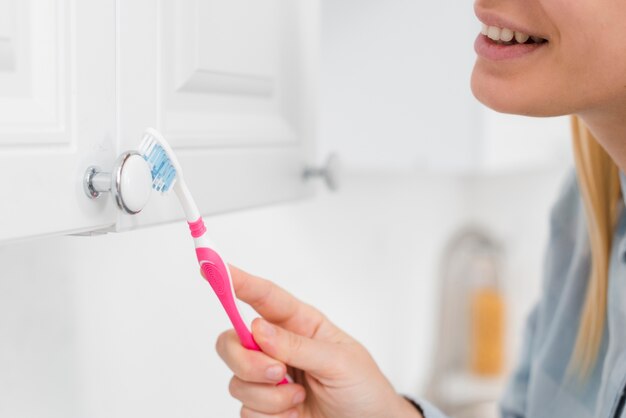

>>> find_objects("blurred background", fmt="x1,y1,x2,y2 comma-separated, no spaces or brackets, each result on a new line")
0,1,572,417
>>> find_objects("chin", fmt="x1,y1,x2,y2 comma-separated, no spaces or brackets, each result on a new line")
470,64,567,117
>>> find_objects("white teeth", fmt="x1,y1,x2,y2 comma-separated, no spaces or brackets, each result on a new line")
487,26,501,41
515,32,530,43
500,28,514,42
481,23,542,44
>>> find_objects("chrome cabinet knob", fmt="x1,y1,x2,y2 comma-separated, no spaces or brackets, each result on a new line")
84,151,152,215
304,153,341,191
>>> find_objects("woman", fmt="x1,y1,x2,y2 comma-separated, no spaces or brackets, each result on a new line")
215,0,626,416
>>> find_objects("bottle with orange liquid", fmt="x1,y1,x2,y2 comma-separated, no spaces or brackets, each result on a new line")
468,252,505,377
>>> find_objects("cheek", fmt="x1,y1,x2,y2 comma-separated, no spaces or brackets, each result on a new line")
554,8,626,112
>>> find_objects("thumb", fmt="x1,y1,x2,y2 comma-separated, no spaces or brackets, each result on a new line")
252,318,341,377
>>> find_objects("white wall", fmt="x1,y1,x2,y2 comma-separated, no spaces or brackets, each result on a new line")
478,112,571,172
319,0,481,171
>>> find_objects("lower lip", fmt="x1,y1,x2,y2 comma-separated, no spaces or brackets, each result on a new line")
474,34,547,61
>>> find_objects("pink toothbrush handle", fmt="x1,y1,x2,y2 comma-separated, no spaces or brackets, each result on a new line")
195,247,288,385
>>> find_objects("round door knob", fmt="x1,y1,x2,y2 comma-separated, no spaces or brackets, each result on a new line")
304,153,341,191
84,151,152,215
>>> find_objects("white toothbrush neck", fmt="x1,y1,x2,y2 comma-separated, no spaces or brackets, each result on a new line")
174,178,201,223
194,234,214,250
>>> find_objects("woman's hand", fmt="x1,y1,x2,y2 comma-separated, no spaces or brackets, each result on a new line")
215,266,423,418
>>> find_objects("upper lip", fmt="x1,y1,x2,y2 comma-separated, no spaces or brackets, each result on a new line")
475,7,549,41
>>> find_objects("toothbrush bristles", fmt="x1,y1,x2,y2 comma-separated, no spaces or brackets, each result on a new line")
139,132,178,193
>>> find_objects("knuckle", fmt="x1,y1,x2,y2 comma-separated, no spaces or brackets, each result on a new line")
334,347,356,373
228,376,240,399
215,331,229,356
286,332,303,362
304,301,323,318
269,390,288,408
333,353,347,372
353,344,373,365
238,359,256,380
284,408,299,418
240,406,260,418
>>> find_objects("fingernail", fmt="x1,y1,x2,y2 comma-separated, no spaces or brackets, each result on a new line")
289,411,299,418
265,365,283,381
259,320,276,337
292,391,305,405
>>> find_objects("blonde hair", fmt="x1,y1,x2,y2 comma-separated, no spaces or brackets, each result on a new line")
570,116,622,379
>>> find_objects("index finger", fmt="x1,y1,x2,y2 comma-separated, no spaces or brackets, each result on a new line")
228,265,330,339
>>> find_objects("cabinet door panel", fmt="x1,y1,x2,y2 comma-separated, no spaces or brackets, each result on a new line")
0,0,116,243
117,0,317,230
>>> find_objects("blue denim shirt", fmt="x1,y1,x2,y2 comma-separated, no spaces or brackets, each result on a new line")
418,170,626,418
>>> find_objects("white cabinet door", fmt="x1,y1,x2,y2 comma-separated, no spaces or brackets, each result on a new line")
0,0,318,242
0,0,116,243
116,0,318,231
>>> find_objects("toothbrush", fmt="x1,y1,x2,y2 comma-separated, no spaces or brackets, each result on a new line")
139,128,288,385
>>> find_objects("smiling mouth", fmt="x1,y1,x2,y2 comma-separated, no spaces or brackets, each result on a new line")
481,24,548,46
